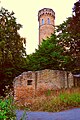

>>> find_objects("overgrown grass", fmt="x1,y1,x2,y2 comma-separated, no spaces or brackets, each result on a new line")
24,87,80,112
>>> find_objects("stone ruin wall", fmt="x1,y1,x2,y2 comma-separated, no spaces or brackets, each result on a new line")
14,71,36,103
14,69,74,104
36,70,73,92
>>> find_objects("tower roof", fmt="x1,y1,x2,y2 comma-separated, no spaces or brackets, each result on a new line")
38,8,55,21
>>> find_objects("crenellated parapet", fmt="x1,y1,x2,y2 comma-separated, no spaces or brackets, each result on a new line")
38,8,55,21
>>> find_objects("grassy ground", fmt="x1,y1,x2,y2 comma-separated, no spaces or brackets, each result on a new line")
18,87,80,112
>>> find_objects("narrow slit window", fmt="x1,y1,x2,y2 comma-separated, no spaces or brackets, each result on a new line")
42,19,44,25
27,80,32,85
48,18,50,24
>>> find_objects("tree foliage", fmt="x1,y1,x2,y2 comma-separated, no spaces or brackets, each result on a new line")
56,0,80,73
69,0,80,53
0,8,27,96
70,0,80,72
27,34,72,71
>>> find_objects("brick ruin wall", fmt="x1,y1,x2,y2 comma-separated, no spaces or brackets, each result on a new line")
13,69,73,104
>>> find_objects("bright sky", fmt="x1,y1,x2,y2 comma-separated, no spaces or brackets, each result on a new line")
1,0,77,54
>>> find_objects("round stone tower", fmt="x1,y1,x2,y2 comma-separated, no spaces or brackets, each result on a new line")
38,8,55,44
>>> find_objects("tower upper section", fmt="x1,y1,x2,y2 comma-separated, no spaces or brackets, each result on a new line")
38,8,55,22
38,8,55,44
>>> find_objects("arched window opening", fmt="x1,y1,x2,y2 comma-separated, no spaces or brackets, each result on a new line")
42,19,44,25
48,18,50,24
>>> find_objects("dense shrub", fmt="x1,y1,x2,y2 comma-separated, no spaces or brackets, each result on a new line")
0,96,16,120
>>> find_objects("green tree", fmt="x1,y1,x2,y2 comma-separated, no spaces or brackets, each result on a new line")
27,34,72,71
0,7,27,96
69,0,80,73
56,19,75,70
56,0,80,73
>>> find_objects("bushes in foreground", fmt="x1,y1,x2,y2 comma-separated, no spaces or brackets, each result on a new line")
0,96,16,120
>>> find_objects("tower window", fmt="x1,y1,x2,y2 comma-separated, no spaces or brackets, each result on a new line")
42,19,44,25
48,18,50,24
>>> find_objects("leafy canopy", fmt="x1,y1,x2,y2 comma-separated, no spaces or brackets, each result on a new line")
0,7,27,96
27,34,72,71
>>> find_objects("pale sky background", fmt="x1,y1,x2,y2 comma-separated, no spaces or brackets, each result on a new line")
1,0,77,54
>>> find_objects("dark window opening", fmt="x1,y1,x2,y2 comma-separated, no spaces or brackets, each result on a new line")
27,80,32,85
48,18,50,24
42,19,44,25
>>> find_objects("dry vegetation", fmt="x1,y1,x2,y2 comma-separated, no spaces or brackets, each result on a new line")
17,87,80,112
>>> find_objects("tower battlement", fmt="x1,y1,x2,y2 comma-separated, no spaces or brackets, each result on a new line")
38,8,55,21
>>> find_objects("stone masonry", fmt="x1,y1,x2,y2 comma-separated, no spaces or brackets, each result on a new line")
14,69,74,104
